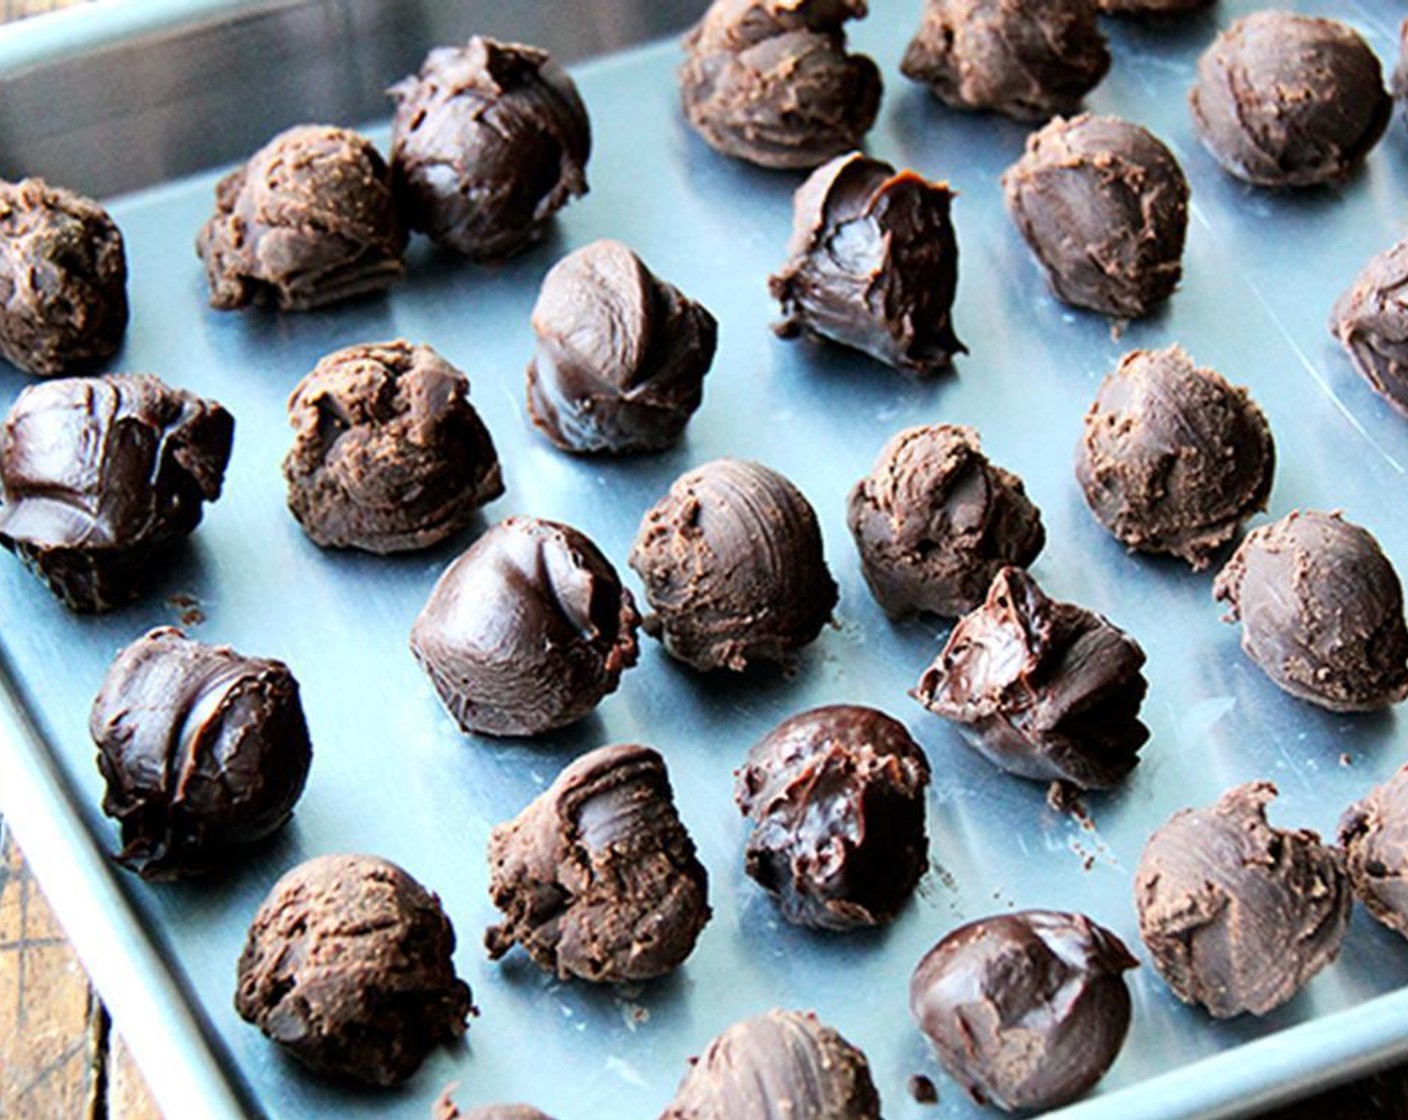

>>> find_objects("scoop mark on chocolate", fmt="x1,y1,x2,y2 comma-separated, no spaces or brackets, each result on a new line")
526,239,717,454
770,151,965,375
410,516,640,737
390,36,590,260
283,339,502,553
1341,764,1408,941
485,743,710,983
914,566,1148,790
1330,236,1408,418
909,909,1137,1111
0,372,233,612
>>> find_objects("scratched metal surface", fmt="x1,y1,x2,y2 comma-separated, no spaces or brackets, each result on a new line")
1,1,1408,1118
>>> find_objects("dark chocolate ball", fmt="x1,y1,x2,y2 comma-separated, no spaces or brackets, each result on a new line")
0,178,127,378
909,910,1137,1111
1330,236,1408,417
410,516,640,737
1213,510,1408,712
485,743,710,983
0,372,233,611
1340,764,1408,942
235,853,472,1085
1190,12,1390,188
389,37,590,260
90,627,313,879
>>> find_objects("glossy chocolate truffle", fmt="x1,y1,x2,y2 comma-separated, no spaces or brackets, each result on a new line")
1213,510,1408,712
659,1010,881,1120
410,516,639,737
390,37,590,260
1340,765,1408,940
485,743,710,983
1096,0,1212,11
915,567,1148,789
197,125,405,310
1190,13,1390,189
735,704,931,930
0,373,233,612
678,0,882,171
1076,346,1274,569
901,0,1109,122
526,239,717,454
629,458,837,672
1330,237,1408,417
434,1094,555,1120
283,339,502,553
0,178,127,378
90,627,312,879
909,910,1137,1111
770,152,963,375
235,854,472,1085
1134,782,1351,1018
847,424,1044,618
1003,114,1188,318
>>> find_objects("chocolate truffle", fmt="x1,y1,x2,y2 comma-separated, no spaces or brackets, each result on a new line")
1134,782,1351,1018
389,37,590,260
0,178,127,378
1002,114,1188,318
235,854,472,1085
1330,237,1408,417
847,424,1044,618
90,627,312,880
525,240,717,454
678,0,882,171
197,124,405,311
410,516,639,737
901,0,1109,122
1395,20,1408,121
1190,13,1390,189
1076,346,1274,569
659,1010,881,1120
283,339,502,553
434,1094,555,1120
909,910,1137,1111
485,743,710,983
1340,765,1408,940
1213,510,1408,712
629,458,837,672
914,567,1148,790
769,152,964,375
735,704,931,931
0,373,233,612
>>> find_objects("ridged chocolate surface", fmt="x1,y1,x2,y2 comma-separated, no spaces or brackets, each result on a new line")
1331,236,1408,417
1341,764,1408,941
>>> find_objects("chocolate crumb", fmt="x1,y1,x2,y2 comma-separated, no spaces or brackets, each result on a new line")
909,1074,939,1104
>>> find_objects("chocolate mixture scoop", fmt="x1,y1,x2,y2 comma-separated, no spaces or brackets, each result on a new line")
1341,764,1408,941
1331,237,1408,418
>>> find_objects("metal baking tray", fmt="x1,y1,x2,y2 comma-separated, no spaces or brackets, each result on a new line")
2,1,1407,1118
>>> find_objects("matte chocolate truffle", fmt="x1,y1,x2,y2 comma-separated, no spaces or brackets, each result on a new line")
847,424,1044,618
735,704,931,931
1076,346,1274,569
914,567,1148,789
283,339,502,553
90,627,312,880
235,854,472,1085
1213,510,1408,712
434,1094,555,1120
1002,114,1188,318
0,373,233,612
197,124,405,310
390,37,590,260
1330,237,1408,417
485,743,710,983
1340,765,1408,940
901,0,1110,122
629,458,837,672
909,910,1137,1111
526,239,717,454
678,0,882,171
0,178,127,378
410,516,639,737
770,152,964,375
1190,12,1390,189
659,1009,881,1120
1134,782,1351,1018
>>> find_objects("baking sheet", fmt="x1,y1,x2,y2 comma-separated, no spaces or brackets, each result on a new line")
2,1,1408,1118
